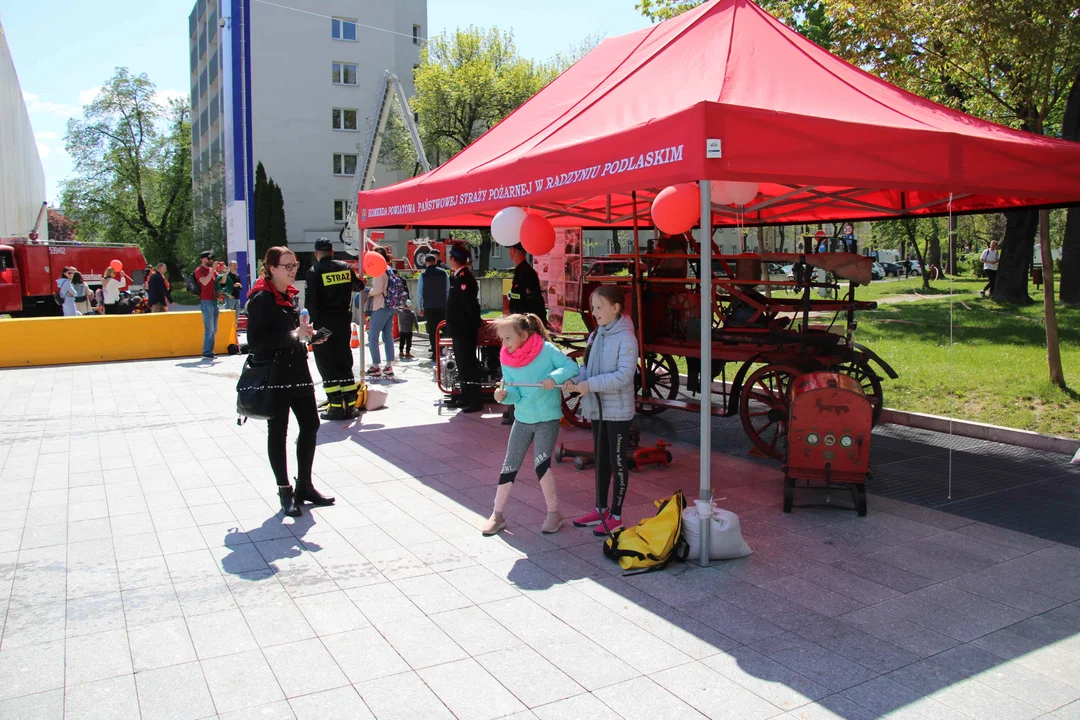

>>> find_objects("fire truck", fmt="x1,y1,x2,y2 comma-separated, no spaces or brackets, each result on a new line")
1,205,148,316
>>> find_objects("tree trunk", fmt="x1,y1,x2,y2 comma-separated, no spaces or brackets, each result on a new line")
478,229,492,274
1039,210,1066,387
1060,70,1080,305
904,220,930,290
948,215,957,275
993,210,1038,303
927,218,942,271
611,229,621,254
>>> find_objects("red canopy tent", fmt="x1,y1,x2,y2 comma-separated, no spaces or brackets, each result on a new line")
356,0,1080,230
357,0,1078,561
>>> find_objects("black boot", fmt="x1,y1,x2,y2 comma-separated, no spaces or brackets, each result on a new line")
294,478,335,506
278,485,302,517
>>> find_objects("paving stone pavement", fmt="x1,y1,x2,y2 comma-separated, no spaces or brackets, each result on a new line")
1,354,1079,719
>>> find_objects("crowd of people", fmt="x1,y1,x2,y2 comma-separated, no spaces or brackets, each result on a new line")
237,238,638,543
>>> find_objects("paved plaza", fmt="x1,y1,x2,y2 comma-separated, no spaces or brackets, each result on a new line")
1,353,1079,719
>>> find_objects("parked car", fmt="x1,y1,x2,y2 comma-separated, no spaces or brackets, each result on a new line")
871,262,885,280
585,260,628,276
908,260,923,275
881,262,901,277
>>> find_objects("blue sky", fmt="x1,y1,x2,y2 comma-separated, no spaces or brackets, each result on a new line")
1,0,652,205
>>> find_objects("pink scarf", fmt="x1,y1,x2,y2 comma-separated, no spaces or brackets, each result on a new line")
501,332,544,368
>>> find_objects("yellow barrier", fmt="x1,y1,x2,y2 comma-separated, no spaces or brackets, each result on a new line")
0,311,239,368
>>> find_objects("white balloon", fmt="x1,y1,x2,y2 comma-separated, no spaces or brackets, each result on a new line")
492,206,528,247
710,181,759,207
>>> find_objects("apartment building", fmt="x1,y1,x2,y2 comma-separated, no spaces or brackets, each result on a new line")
189,0,426,288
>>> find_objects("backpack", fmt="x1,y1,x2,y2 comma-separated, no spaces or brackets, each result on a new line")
602,490,689,575
54,279,68,306
384,270,407,310
186,271,199,295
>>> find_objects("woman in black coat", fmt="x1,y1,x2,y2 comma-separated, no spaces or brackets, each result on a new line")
246,246,335,517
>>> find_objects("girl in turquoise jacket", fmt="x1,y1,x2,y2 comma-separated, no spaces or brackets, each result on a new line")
484,313,579,536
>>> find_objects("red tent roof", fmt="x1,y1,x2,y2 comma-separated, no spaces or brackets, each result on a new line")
357,0,1080,229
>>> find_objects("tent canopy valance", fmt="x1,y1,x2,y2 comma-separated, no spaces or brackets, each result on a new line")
356,0,1080,230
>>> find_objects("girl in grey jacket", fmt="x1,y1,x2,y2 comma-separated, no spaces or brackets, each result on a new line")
563,286,638,536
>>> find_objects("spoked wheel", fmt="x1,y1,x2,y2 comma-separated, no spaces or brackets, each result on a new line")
560,350,590,429
833,359,884,424
636,353,679,416
739,364,800,460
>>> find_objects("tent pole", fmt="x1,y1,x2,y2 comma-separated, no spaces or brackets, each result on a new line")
698,180,713,567
631,192,647,426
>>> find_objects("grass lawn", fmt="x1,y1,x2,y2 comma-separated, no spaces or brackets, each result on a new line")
484,275,1079,438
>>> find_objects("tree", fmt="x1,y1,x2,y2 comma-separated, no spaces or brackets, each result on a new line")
60,68,192,279
381,27,559,273
47,209,78,242
269,179,287,249
637,1,1080,304
828,0,1080,304
252,161,287,260
1061,70,1080,306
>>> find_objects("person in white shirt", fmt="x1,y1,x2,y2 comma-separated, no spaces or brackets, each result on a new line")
101,267,127,314
980,241,1000,297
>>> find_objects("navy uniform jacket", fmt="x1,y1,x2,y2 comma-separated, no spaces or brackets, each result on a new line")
305,256,364,326
508,260,547,323
445,266,481,338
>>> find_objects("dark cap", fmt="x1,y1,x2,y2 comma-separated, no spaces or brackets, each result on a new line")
313,237,333,251
424,254,437,264
199,250,214,260
510,243,524,253
448,244,471,262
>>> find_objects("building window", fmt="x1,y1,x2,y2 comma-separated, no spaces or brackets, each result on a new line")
190,47,198,72
332,108,358,130
332,18,358,41
333,154,357,176
491,243,502,259
332,62,358,86
334,200,347,223
412,63,419,81
413,24,421,45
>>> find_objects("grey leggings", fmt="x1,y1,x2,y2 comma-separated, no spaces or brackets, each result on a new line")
499,419,560,485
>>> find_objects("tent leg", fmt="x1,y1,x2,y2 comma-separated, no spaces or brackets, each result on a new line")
698,180,713,568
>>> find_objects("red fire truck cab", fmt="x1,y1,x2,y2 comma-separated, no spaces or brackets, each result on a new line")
0,239,148,317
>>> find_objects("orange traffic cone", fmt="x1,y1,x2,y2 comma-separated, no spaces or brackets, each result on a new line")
350,323,360,349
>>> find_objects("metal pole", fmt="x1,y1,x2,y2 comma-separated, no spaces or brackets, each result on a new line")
698,180,712,567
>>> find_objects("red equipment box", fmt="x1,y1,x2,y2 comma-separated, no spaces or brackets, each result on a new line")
783,372,872,515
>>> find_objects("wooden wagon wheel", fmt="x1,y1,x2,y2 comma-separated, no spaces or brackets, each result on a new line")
560,350,590,428
739,364,800,460
832,359,884,424
636,353,679,416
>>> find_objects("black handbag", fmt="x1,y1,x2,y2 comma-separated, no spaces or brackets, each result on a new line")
236,353,280,420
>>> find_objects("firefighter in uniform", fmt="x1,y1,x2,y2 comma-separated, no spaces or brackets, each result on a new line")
507,243,547,323
305,237,365,420
501,243,549,423
445,244,483,413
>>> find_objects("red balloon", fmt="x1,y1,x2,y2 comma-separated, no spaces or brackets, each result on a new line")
363,251,388,277
651,183,699,234
519,214,556,256
110,259,124,273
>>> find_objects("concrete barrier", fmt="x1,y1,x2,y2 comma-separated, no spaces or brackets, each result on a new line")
0,311,238,367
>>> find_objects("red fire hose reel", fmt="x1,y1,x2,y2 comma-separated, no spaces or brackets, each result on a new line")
784,372,873,516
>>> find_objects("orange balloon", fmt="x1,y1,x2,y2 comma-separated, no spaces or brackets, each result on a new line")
651,183,699,234
363,251,388,277
520,214,556,255
110,259,124,273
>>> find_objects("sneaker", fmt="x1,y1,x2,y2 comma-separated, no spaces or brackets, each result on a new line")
383,365,394,377
572,509,604,527
366,366,382,378
593,512,623,536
